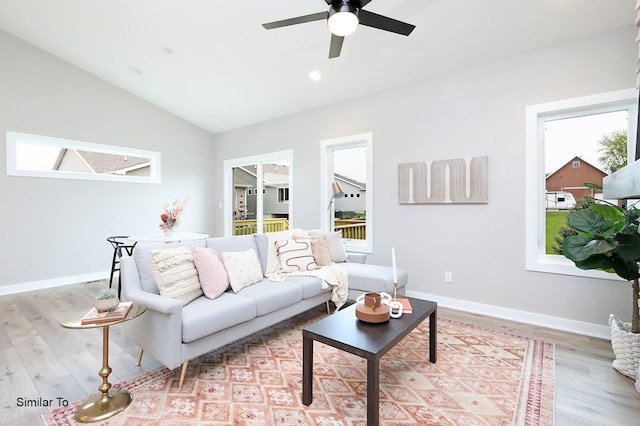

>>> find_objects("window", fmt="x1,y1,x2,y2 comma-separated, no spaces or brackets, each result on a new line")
525,89,637,278
321,133,373,253
278,187,289,203
224,150,293,236
6,131,160,183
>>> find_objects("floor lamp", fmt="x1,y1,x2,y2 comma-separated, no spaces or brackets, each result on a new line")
328,181,345,211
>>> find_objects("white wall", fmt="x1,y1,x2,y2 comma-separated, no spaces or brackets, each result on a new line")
0,30,217,293
210,26,638,336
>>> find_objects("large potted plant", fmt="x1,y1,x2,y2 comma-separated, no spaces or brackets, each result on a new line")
561,197,640,383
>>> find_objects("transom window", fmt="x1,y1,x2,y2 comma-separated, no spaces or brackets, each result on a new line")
6,131,160,183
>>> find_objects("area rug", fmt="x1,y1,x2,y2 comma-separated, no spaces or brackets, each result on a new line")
43,305,555,425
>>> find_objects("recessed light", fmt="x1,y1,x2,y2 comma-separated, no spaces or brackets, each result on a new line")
309,70,322,81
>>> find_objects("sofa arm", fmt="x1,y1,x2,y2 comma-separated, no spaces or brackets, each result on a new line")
120,256,182,315
346,252,367,264
120,255,184,370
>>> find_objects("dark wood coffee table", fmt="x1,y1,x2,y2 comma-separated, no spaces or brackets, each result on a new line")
302,297,437,425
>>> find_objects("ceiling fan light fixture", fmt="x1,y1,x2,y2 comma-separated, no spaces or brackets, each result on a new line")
328,3,359,37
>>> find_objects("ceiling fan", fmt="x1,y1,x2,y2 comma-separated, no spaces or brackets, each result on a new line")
262,0,416,59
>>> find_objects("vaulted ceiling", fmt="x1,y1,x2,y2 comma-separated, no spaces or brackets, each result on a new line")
0,0,634,133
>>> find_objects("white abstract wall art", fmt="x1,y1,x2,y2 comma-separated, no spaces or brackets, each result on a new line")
398,156,488,204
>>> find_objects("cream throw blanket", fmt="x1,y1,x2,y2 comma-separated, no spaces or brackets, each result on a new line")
266,263,349,310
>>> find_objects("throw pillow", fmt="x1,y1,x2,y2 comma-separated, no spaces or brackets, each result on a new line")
310,235,332,266
309,230,348,262
222,248,264,293
192,246,229,299
265,230,294,275
150,247,202,306
275,238,317,272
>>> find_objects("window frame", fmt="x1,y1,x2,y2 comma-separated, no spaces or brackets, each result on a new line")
320,132,373,253
6,131,161,183
277,187,289,204
525,88,637,279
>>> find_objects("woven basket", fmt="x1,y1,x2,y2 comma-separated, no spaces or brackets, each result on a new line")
609,314,640,379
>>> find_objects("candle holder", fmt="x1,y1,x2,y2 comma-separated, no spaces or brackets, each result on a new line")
392,282,398,299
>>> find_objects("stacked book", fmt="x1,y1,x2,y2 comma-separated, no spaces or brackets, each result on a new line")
81,301,134,325
391,298,412,314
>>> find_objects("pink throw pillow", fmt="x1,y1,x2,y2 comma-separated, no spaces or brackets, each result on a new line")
192,246,229,299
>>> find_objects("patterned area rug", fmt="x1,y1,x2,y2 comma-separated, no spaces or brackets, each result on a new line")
43,305,554,425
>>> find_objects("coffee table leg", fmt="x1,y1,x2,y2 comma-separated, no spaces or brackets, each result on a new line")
367,358,379,425
302,333,313,405
430,309,437,363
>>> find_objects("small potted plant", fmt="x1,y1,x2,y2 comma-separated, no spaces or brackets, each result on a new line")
561,193,640,382
95,288,119,312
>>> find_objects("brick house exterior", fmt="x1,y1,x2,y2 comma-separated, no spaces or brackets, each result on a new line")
545,156,607,201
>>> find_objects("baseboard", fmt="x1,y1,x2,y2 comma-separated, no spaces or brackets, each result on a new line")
0,272,109,297
406,290,611,340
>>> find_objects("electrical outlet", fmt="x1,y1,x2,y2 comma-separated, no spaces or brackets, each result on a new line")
444,271,452,283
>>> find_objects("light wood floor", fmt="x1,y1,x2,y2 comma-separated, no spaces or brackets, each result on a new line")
1,281,639,425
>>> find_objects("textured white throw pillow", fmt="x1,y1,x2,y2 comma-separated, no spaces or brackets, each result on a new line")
275,238,317,272
192,246,229,299
222,249,264,293
150,246,203,306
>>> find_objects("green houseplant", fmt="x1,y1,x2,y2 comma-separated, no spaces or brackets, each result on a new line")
561,197,640,379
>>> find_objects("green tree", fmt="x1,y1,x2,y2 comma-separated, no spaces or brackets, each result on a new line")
597,130,627,172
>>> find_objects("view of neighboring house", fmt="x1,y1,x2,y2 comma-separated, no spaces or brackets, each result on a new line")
20,143,151,177
545,156,607,206
233,168,368,222
233,164,290,220
333,173,366,219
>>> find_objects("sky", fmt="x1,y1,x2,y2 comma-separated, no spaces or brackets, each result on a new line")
544,110,629,174
334,146,367,183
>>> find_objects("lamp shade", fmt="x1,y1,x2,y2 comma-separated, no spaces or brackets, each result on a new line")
328,3,358,37
332,181,346,198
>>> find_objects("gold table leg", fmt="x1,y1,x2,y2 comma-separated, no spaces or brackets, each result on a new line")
74,325,132,423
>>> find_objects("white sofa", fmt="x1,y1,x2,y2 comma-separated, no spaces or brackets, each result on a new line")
120,232,408,388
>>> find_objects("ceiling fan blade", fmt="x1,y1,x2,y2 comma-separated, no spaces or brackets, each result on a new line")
358,10,415,36
262,12,327,30
356,0,373,8
329,34,345,58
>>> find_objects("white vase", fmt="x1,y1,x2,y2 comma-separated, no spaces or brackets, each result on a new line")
95,297,119,312
609,314,640,379
164,228,175,237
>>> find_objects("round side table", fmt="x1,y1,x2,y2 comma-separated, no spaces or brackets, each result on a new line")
60,304,146,423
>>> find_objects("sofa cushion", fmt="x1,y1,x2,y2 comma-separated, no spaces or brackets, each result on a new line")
181,292,257,343
150,247,203,306
309,230,348,262
192,246,229,299
340,262,408,294
235,279,303,316
134,240,207,294
222,248,264,293
284,275,332,299
275,238,317,272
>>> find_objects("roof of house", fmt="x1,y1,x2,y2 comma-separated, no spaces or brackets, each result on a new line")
546,156,608,179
